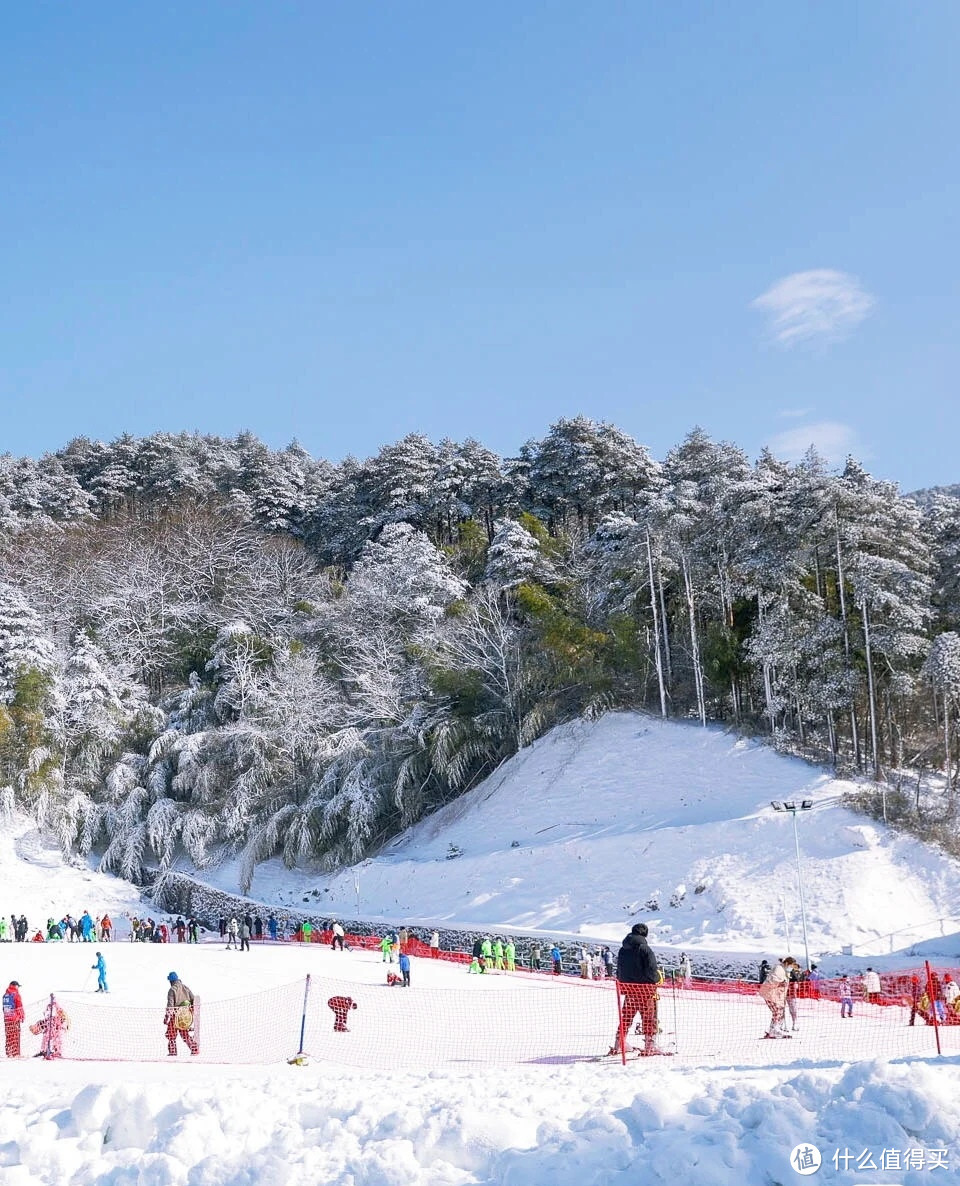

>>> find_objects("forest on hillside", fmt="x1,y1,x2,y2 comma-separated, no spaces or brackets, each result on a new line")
0,418,958,887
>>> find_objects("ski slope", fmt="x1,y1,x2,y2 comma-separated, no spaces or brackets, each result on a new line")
1,717,959,1183
224,714,960,961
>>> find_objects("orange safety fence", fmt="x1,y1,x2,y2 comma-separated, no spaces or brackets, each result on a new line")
4,960,957,1068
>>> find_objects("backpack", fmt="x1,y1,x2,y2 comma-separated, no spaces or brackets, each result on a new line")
2,991,16,1016
174,1004,194,1031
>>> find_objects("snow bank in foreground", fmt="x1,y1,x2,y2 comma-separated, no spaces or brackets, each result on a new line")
1,1058,956,1185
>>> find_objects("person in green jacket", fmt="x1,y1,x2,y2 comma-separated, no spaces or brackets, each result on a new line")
380,935,394,963
301,920,313,943
493,938,504,971
0,917,6,942
468,956,481,974
505,939,516,972
480,937,493,966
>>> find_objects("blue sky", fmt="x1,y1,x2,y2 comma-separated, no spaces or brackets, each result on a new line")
2,3,957,489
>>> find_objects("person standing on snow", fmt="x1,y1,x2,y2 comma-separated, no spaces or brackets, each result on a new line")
430,931,440,959
331,921,345,951
92,951,108,993
268,914,278,941
609,924,662,1056
680,952,692,987
80,911,95,942
240,919,251,952
759,957,795,1038
225,917,239,950
175,917,186,943
838,974,855,1018
399,950,411,987
786,961,802,1031
758,959,770,984
505,938,516,972
863,967,882,1004
29,997,70,1059
164,973,199,1056
550,943,562,976
380,934,394,963
3,981,24,1057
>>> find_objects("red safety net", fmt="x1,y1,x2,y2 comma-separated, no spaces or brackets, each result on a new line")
5,960,957,1068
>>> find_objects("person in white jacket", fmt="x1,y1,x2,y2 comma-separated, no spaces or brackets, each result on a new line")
862,967,882,1004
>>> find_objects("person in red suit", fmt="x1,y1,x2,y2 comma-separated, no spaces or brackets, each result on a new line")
609,925,662,1056
3,981,25,1058
327,996,357,1032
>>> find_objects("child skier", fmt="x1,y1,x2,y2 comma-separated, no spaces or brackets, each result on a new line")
92,951,108,992
29,998,70,1059
839,975,854,1018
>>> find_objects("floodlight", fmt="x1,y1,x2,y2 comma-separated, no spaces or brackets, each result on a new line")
783,801,797,811
801,799,814,810
770,801,784,811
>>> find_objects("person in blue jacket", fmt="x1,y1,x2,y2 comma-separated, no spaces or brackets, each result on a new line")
399,951,411,987
550,944,563,975
80,912,95,942
268,915,278,941
92,951,108,992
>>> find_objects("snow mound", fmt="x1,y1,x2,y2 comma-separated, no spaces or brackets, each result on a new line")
3,1058,958,1185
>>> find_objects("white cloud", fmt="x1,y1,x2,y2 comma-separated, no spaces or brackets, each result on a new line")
752,269,874,346
767,420,860,466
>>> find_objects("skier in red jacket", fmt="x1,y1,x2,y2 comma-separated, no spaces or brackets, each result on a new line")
3,981,25,1058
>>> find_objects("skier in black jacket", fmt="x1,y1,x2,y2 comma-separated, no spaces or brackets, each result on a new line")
609,924,662,1056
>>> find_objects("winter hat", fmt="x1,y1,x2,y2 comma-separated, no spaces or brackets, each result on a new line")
167,972,179,982
631,923,649,937
9,981,19,987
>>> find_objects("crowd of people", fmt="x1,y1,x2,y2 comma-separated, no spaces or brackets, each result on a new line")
2,911,116,944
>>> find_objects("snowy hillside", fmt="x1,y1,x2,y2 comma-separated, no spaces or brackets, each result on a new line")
223,713,960,960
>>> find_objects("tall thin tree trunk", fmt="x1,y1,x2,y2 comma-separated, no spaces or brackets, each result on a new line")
681,553,706,726
658,571,672,683
835,508,861,769
758,598,777,734
646,530,667,718
861,597,881,783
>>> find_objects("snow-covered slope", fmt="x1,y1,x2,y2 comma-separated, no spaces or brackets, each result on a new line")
0,820,144,928
228,713,960,960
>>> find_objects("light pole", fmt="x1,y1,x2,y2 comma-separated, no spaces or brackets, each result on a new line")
770,799,814,971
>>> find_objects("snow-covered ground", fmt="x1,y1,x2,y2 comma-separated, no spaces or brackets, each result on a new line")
211,714,960,961
0,937,957,1184
2,714,959,1182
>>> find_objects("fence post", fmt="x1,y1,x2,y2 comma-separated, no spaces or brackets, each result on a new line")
42,994,54,1060
291,974,312,1064
924,960,942,1057
671,972,679,1055
615,980,626,1065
